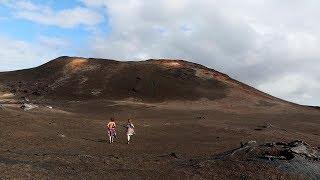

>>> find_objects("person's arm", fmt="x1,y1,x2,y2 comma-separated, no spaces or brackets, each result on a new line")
131,123,135,128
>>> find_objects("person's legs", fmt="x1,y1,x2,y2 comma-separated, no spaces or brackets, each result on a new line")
127,134,131,144
108,130,113,143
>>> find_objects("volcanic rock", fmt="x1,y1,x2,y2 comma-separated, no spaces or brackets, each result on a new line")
20,103,38,111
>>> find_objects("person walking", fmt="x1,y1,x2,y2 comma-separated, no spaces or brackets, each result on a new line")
125,119,135,144
107,118,117,143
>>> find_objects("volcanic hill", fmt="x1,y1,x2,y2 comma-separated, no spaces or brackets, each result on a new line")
0,56,303,111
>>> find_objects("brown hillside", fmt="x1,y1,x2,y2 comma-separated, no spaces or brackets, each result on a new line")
0,56,286,105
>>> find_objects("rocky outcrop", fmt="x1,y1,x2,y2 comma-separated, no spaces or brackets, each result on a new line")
180,140,320,179
216,140,320,161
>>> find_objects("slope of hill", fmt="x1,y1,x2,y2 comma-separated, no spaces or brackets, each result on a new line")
0,56,300,109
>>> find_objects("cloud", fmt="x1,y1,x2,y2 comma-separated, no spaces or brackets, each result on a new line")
16,7,103,28
0,35,68,71
2,0,104,28
80,0,108,7
83,0,320,105
258,74,320,106
14,0,39,11
38,36,70,49
0,36,46,71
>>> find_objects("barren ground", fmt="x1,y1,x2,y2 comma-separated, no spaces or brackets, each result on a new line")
0,100,319,179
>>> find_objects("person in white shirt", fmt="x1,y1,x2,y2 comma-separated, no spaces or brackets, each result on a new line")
125,119,135,144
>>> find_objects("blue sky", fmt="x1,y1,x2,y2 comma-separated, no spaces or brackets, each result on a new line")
0,0,319,106
0,0,110,61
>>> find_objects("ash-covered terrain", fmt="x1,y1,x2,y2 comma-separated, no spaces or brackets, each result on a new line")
0,56,319,179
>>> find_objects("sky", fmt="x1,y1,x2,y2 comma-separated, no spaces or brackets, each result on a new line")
0,0,319,106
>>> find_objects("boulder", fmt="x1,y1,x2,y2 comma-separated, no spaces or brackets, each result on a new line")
288,140,320,160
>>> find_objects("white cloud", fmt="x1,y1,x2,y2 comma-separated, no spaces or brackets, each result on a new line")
17,7,102,28
80,0,108,7
38,36,70,49
258,74,320,106
14,1,39,11
0,36,45,71
0,35,68,71
3,0,104,28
